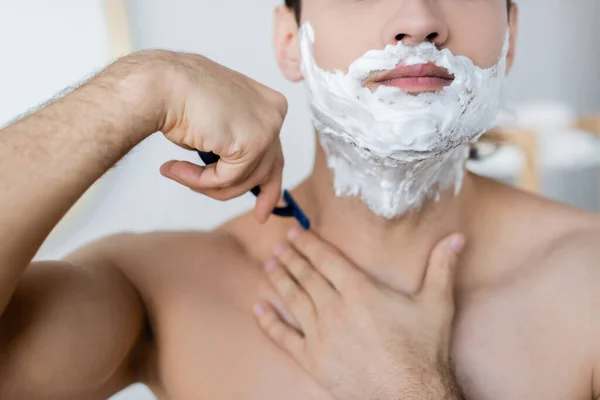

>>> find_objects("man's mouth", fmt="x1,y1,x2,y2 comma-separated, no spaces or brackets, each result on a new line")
368,62,455,93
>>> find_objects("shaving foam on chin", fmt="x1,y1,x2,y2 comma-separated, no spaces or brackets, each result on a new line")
300,22,509,218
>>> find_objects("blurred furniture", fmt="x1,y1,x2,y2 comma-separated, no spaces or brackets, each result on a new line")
475,113,600,202
577,115,600,135
104,0,134,59
479,127,540,193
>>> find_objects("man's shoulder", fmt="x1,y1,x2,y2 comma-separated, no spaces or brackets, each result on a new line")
531,224,600,282
502,190,600,289
524,197,600,259
477,177,600,245
461,222,600,398
78,228,255,289
491,217,600,333
89,228,239,252
474,178,600,313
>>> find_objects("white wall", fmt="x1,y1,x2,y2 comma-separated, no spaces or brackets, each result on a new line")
503,0,600,113
0,1,598,399
0,0,109,124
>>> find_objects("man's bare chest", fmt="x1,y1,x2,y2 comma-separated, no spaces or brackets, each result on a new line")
141,255,587,400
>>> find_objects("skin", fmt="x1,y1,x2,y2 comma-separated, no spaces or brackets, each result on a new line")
255,229,467,400
1,1,600,399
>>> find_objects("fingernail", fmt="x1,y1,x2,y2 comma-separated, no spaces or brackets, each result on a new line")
288,228,301,240
160,163,173,177
265,259,278,272
273,244,287,257
253,303,265,317
450,235,465,254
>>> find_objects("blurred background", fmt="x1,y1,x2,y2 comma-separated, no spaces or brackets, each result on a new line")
0,0,598,398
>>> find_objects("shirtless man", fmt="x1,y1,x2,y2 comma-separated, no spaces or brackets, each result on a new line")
1,0,600,399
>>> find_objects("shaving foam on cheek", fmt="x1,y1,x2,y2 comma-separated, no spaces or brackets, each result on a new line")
300,22,510,218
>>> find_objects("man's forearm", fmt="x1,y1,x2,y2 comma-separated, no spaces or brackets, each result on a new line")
0,61,159,313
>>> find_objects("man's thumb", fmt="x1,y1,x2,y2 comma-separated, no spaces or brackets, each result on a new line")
421,234,465,300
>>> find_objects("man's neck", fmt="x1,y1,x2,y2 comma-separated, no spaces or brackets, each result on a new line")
297,144,474,295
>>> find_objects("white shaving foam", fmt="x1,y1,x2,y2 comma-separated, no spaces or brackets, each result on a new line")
300,22,510,218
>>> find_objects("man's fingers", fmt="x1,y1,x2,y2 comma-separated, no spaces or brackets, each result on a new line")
288,229,367,294
420,234,465,302
194,160,270,201
160,159,249,198
203,137,279,192
161,142,280,204
161,158,246,188
265,258,315,332
161,139,283,220
161,159,214,186
274,243,338,310
253,301,306,364
161,143,265,191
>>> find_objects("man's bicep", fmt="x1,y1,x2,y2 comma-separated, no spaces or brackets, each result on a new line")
0,245,147,399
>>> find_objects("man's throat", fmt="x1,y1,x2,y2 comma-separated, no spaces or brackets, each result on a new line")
303,148,469,295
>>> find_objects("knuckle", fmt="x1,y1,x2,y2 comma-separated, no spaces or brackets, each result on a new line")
294,262,314,285
296,234,319,257
283,289,299,306
225,140,248,161
280,245,296,259
278,247,297,265
289,261,313,287
261,117,283,142
270,90,289,116
272,151,285,170
277,279,298,303
256,109,283,136
277,154,285,169
313,249,330,266
269,110,285,128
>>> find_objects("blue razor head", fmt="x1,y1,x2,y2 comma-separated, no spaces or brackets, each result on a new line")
283,190,310,230
196,151,310,230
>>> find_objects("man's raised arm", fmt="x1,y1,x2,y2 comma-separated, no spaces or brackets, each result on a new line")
0,50,287,398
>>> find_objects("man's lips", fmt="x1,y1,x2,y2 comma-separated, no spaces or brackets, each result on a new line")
370,62,455,93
